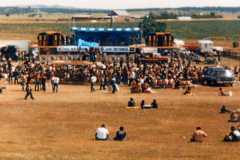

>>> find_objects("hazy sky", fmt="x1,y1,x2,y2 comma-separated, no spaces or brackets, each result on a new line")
1,0,240,9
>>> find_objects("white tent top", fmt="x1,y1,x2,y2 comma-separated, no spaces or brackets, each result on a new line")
213,46,224,52
174,39,185,47
198,40,214,44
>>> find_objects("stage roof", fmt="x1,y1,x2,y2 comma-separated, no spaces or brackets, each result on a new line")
72,27,141,32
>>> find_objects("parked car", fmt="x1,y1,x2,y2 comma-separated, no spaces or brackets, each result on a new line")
201,67,235,86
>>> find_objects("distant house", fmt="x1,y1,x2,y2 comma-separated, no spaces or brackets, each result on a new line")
109,10,137,23
177,16,192,21
109,10,130,17
72,14,111,22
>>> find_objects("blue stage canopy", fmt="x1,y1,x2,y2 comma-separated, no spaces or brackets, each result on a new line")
72,27,142,46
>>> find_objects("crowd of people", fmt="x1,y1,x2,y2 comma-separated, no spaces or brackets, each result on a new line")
0,60,61,99
1,49,239,96
0,49,239,143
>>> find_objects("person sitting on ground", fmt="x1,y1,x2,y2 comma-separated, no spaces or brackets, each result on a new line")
219,87,225,96
130,80,140,93
95,124,109,141
151,99,158,109
224,126,240,142
220,105,231,114
229,111,240,122
219,87,232,96
140,100,145,109
114,126,127,141
184,86,192,95
142,83,152,93
128,98,136,107
190,127,208,143
141,100,155,109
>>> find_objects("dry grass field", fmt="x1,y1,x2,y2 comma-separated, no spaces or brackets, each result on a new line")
1,17,240,42
0,82,239,160
0,16,239,159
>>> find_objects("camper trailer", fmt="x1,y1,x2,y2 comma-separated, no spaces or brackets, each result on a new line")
198,40,214,53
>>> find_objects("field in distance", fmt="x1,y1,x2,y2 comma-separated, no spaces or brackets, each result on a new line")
0,16,240,43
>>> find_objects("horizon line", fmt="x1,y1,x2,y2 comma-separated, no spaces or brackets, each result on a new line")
0,4,240,10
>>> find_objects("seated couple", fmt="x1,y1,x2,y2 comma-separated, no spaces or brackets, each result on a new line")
95,124,127,141
128,98,158,109
141,99,158,109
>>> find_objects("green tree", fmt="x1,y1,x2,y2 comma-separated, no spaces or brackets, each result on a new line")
139,13,167,40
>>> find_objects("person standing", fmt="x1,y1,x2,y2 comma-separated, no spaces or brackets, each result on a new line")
20,75,26,91
41,74,47,92
90,75,97,92
99,74,106,90
111,76,117,94
24,85,34,100
52,75,60,93
34,74,41,91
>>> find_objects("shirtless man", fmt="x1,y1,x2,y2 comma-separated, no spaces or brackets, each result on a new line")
191,127,208,143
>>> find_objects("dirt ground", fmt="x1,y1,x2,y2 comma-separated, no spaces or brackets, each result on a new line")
0,16,239,160
0,81,239,160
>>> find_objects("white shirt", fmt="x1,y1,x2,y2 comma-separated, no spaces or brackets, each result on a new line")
52,76,60,84
91,76,97,83
233,130,240,138
96,127,109,140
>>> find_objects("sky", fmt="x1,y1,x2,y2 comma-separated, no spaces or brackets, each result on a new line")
0,0,240,9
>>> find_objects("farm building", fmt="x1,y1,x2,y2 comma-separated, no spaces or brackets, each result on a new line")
109,10,138,23
177,16,192,21
72,14,111,22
